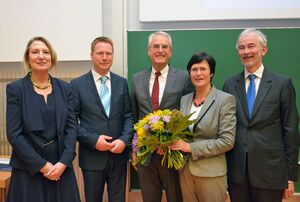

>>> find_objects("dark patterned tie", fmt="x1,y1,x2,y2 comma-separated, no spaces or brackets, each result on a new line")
247,74,256,118
151,71,161,111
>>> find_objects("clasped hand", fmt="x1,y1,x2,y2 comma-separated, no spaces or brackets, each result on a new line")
40,162,67,181
95,135,126,154
284,182,295,199
131,145,178,172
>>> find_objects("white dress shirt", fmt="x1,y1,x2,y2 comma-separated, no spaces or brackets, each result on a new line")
91,68,111,96
244,64,264,96
188,103,203,131
149,65,169,105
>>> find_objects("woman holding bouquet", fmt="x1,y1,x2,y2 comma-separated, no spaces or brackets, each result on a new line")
6,36,80,202
170,52,236,202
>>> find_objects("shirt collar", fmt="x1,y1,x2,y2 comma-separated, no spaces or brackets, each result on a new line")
91,68,111,82
244,64,264,79
151,65,169,78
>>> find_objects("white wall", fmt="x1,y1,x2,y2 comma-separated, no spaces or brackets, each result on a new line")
128,0,300,31
139,0,300,22
0,0,127,77
0,0,102,62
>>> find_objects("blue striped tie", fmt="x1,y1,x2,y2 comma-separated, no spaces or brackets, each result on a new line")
99,76,110,116
247,74,256,118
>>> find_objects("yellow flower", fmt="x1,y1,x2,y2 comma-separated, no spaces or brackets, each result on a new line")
131,109,196,170
150,121,164,132
144,112,154,120
136,127,146,139
162,109,171,115
134,118,147,131
153,110,163,116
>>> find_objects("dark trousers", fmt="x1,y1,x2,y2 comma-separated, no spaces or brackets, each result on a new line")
82,159,127,202
228,162,284,202
138,153,182,202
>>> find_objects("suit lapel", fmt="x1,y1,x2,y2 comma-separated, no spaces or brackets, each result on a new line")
23,74,44,131
160,67,176,108
234,72,249,119
251,69,272,119
142,69,153,110
193,86,216,131
52,78,61,133
110,72,119,117
182,93,193,116
51,77,67,134
86,71,106,114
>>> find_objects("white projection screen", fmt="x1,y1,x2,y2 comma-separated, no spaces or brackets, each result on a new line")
0,0,102,62
140,0,300,22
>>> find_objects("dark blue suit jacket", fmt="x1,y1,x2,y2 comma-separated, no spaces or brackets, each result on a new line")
6,74,78,175
70,71,134,170
223,68,299,190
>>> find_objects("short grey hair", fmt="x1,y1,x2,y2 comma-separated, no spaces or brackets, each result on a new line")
148,31,173,48
236,28,267,49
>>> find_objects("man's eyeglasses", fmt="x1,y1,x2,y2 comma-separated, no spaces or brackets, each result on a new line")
150,44,170,50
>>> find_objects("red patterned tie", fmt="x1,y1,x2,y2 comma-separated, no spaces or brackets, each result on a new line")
151,71,161,111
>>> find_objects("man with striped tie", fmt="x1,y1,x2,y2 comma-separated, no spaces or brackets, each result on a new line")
71,37,134,202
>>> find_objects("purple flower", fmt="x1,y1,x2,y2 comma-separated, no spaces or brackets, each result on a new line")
163,115,171,123
143,124,149,130
148,115,160,124
132,133,139,153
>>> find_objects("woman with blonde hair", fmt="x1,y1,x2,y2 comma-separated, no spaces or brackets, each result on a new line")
6,36,80,202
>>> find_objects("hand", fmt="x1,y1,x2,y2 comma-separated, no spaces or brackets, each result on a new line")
170,140,191,153
283,181,294,199
40,162,54,175
95,135,114,151
131,152,138,171
156,147,165,156
110,139,126,154
44,162,67,181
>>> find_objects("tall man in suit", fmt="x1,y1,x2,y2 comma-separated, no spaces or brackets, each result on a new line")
71,37,134,202
223,28,299,202
131,31,194,202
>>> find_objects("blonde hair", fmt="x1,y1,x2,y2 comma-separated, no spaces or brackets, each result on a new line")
23,36,57,70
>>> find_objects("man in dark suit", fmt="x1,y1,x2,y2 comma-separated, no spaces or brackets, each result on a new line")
71,37,134,202
223,28,299,202
131,31,194,202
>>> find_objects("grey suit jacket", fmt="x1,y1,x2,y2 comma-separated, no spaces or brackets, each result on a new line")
223,68,299,190
180,86,236,177
131,66,194,121
71,71,134,170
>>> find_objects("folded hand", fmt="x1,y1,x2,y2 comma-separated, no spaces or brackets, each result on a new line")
110,139,126,154
95,135,114,151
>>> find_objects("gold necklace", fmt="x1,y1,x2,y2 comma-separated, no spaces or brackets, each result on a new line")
30,73,51,90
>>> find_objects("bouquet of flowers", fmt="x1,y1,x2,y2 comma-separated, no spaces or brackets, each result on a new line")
132,109,195,170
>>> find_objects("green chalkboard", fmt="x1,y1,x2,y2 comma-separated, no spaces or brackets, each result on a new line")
127,28,300,191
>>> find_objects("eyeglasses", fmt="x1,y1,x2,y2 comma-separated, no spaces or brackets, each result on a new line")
150,44,171,50
190,67,209,73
